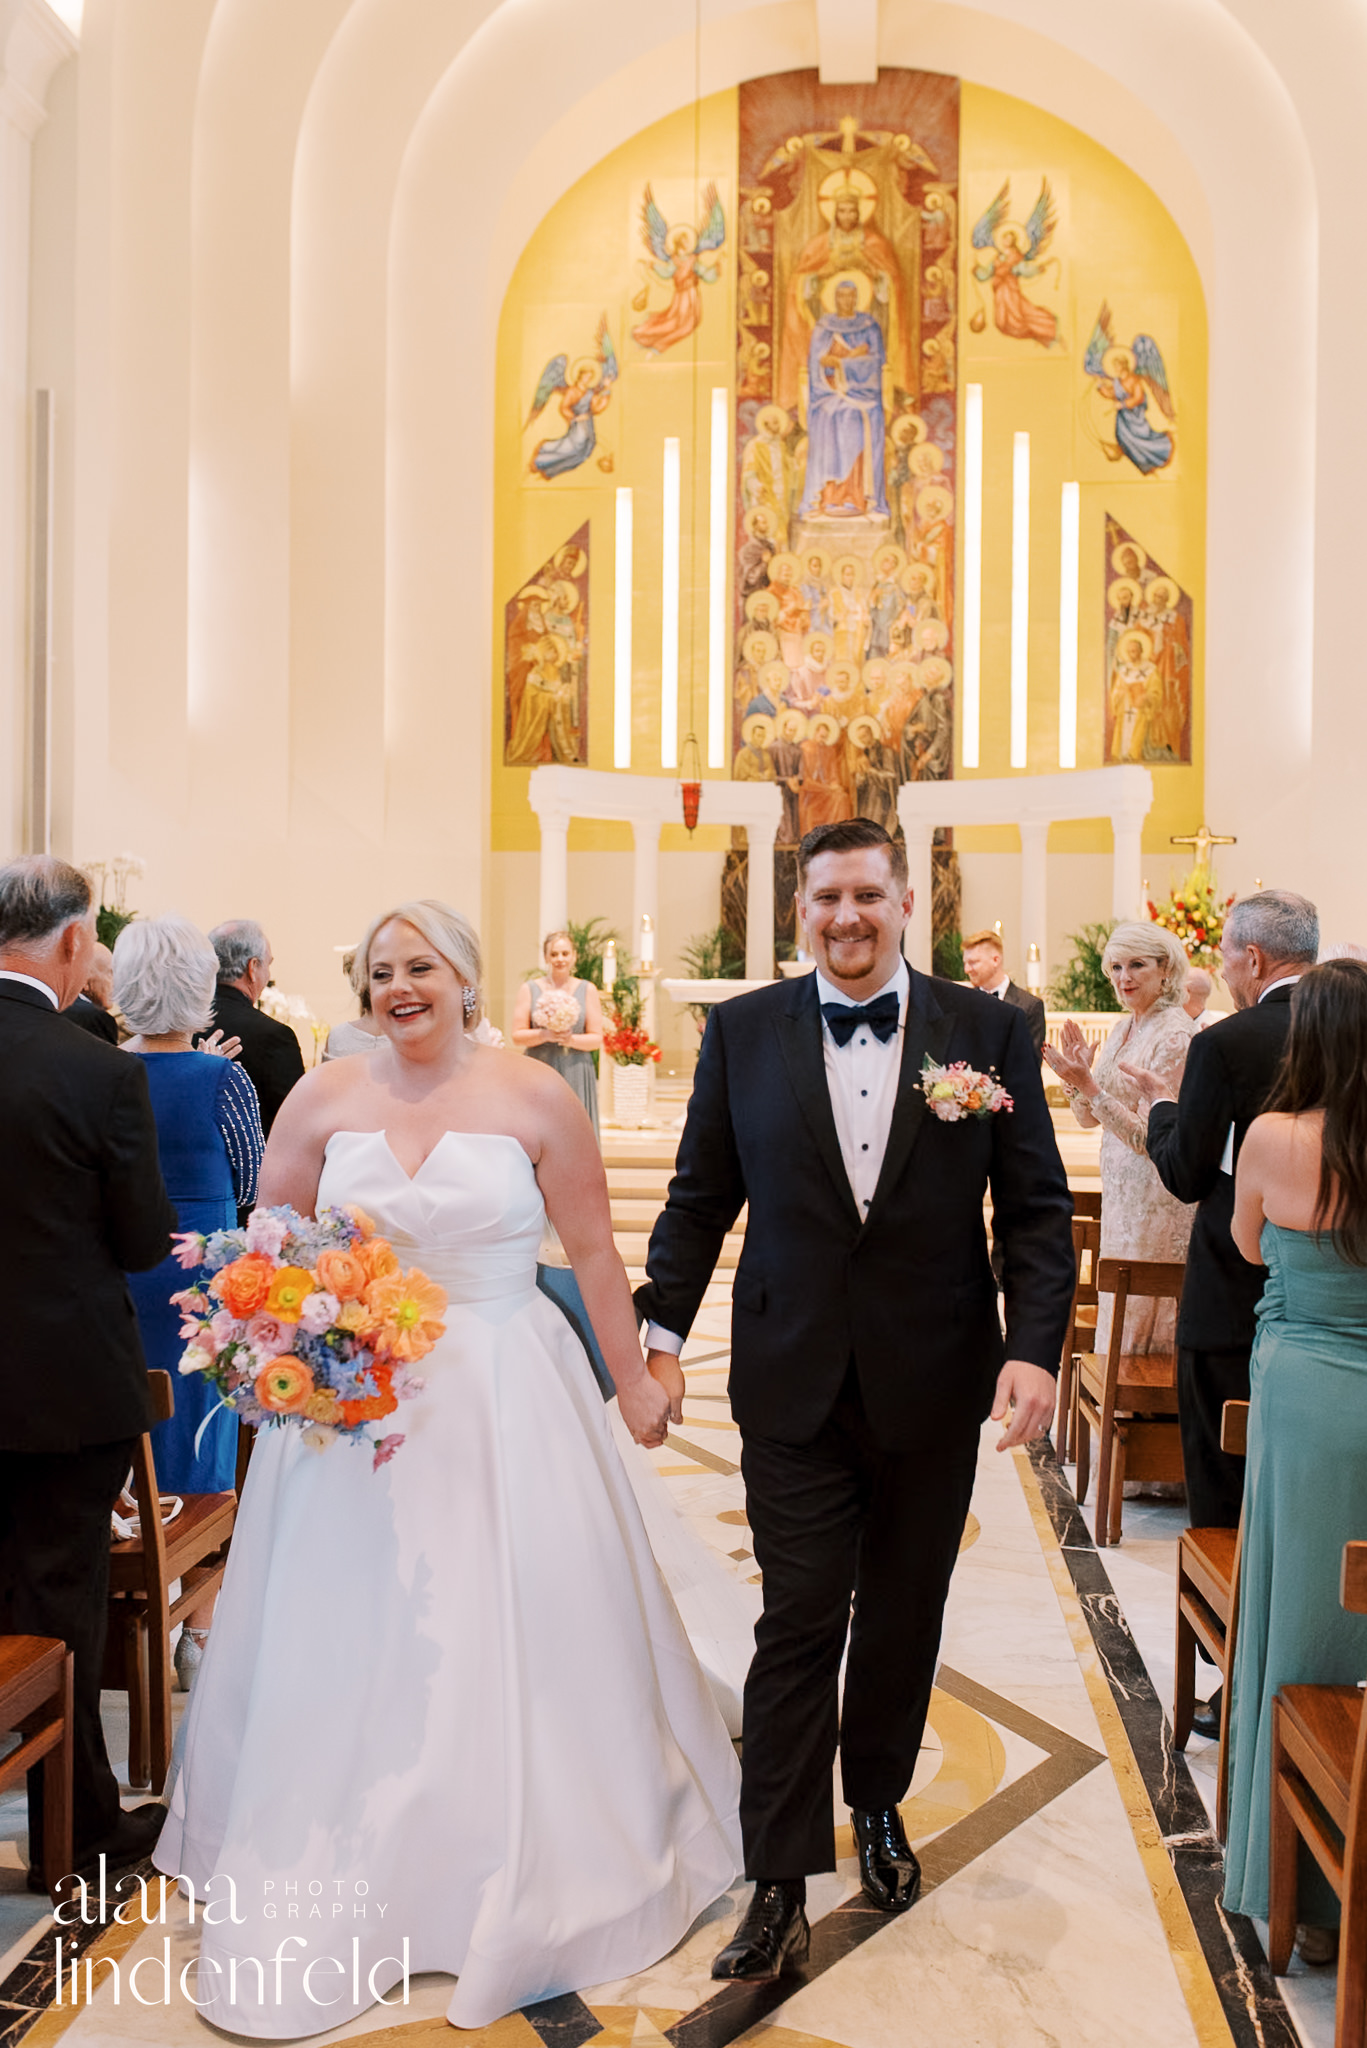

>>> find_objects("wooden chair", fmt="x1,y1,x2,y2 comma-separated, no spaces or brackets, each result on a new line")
1057,1212,1101,1464
1074,1258,1186,1547
1173,1401,1249,1840
106,1370,238,1793
0,1636,73,1900
1070,1189,1103,1220
1268,1542,1367,2047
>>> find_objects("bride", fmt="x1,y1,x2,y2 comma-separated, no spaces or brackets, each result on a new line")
155,900,741,2036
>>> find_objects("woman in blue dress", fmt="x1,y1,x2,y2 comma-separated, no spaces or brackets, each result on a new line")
113,916,265,1684
1223,958,1367,1953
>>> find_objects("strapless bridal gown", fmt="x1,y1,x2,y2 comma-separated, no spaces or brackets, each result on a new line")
155,1130,741,2036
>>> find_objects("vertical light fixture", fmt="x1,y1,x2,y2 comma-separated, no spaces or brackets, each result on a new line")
1010,429,1030,769
707,387,728,768
1058,480,1080,769
961,384,983,768
660,435,681,768
613,486,634,769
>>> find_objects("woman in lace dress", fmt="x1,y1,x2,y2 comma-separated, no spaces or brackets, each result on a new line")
1043,921,1196,1352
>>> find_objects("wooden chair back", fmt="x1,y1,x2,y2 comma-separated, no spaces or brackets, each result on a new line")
1070,1188,1103,1219
0,1637,73,1901
1074,1259,1185,1547
1057,1214,1101,1463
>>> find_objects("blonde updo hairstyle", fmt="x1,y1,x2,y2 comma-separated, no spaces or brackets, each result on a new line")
352,899,483,1020
1101,919,1189,1009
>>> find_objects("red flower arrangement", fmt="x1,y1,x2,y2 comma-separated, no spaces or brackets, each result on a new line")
602,1022,661,1066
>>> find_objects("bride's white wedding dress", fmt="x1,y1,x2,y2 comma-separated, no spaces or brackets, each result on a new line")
155,1130,741,2037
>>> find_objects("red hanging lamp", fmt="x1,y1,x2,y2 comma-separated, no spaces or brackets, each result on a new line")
680,729,703,833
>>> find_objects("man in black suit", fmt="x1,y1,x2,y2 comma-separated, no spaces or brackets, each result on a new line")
638,820,1074,1978
961,927,1047,1056
63,940,119,1043
1123,888,1318,1731
205,919,304,1136
0,857,178,1887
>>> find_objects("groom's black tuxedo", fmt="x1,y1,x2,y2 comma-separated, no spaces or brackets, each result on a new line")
0,977,177,1864
637,965,1074,1876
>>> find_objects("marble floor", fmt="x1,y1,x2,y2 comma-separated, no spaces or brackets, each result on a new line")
0,1273,1335,2048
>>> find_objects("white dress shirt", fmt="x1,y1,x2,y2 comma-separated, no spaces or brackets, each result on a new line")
646,959,910,1353
0,969,58,1008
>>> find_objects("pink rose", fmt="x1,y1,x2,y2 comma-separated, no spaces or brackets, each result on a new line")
245,1312,294,1356
297,1289,340,1336
209,1308,239,1348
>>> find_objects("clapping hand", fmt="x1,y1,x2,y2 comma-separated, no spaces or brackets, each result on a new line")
1041,1016,1096,1096
1117,1058,1177,1108
199,1029,242,1061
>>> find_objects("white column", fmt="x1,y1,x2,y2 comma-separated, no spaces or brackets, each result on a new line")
1112,812,1145,922
537,806,570,947
744,820,776,980
897,797,935,974
1019,820,1049,974
0,0,74,856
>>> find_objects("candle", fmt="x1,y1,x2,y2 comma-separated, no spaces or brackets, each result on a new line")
640,914,655,970
602,940,618,990
1026,942,1043,993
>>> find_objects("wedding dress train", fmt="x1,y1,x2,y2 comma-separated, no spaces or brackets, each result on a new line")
155,1129,740,2037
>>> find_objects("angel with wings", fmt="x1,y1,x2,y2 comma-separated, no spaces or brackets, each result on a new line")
630,182,725,356
1084,302,1175,474
526,317,619,480
969,178,1061,346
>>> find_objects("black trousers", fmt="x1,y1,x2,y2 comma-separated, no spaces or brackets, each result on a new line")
1178,1345,1250,1530
0,1440,136,1863
738,1366,981,1878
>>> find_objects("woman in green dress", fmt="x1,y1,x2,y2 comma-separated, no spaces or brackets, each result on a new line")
1223,958,1367,1940
512,929,604,1140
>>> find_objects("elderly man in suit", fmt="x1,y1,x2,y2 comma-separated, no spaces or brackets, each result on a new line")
961,927,1047,1057
63,940,119,1043
638,819,1075,1979
205,919,304,1136
0,857,178,1888
1123,887,1319,1734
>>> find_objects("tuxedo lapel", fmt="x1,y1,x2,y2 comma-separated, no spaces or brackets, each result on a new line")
864,967,953,1227
774,974,862,1227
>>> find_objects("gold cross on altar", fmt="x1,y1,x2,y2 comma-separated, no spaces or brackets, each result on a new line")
1170,823,1236,873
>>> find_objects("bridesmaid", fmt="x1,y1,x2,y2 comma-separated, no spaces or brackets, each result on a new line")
1223,958,1367,1953
512,929,604,1140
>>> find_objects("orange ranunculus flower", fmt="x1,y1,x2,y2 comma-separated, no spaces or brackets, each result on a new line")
211,1253,276,1319
263,1266,315,1322
335,1299,369,1334
339,1364,398,1429
302,1388,344,1425
365,1269,448,1363
356,1235,400,1284
255,1357,315,1414
315,1247,367,1301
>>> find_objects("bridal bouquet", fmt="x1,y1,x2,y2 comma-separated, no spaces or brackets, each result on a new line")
532,987,580,1035
920,1055,1014,1122
169,1205,447,1470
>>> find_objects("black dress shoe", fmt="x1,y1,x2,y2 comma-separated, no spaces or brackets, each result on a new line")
28,1802,166,1895
1191,1689,1223,1741
852,1806,921,1913
711,1883,811,1981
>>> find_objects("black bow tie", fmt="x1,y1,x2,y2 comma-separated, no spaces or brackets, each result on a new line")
821,992,900,1047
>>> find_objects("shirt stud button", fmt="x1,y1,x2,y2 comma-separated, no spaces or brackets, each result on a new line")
861,1143,869,1151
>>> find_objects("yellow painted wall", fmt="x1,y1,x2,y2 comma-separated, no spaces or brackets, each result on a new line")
494,76,1206,866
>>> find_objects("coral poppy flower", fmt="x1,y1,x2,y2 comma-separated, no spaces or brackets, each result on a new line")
211,1253,276,1319
364,1270,448,1363
315,1247,367,1302
255,1357,315,1414
263,1266,316,1323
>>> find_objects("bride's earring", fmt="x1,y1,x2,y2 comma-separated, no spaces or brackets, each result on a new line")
462,985,478,1022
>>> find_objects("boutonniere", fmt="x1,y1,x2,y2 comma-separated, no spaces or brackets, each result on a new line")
919,1055,1014,1122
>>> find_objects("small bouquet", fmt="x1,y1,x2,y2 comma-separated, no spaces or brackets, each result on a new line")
920,1055,1014,1122
169,1205,447,1470
532,987,580,1036
602,1022,661,1066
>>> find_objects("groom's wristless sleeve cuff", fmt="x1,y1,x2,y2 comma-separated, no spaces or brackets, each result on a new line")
645,1323,684,1355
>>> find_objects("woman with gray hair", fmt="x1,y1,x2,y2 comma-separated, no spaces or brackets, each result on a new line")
1044,919,1198,1359
115,916,266,1684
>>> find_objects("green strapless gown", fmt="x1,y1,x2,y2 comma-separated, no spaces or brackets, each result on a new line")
1223,1221,1367,1922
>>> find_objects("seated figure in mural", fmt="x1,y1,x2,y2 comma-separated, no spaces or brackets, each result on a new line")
798,278,889,520
770,708,806,845
506,634,581,765
780,179,911,411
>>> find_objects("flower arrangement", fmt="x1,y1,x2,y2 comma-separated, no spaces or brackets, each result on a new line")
602,1021,661,1066
170,1204,446,1470
1147,869,1234,972
532,987,580,1036
919,1055,1014,1122
81,851,145,950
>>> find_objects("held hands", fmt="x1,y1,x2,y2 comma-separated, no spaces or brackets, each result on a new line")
1117,1058,1177,1108
199,1030,242,1061
617,1347,685,1451
1041,1017,1096,1096
991,1359,1058,1452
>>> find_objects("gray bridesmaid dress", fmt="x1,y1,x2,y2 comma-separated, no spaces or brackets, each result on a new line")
524,977,601,1140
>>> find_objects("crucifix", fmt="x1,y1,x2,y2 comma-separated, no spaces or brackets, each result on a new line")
1170,822,1236,874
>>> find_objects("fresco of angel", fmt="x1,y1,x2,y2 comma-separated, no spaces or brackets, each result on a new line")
969,179,1060,346
525,317,619,480
630,182,726,356
1084,302,1175,474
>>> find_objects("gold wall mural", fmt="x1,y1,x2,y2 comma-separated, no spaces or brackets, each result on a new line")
503,526,590,766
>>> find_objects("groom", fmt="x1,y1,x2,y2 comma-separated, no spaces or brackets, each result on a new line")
638,819,1074,1977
